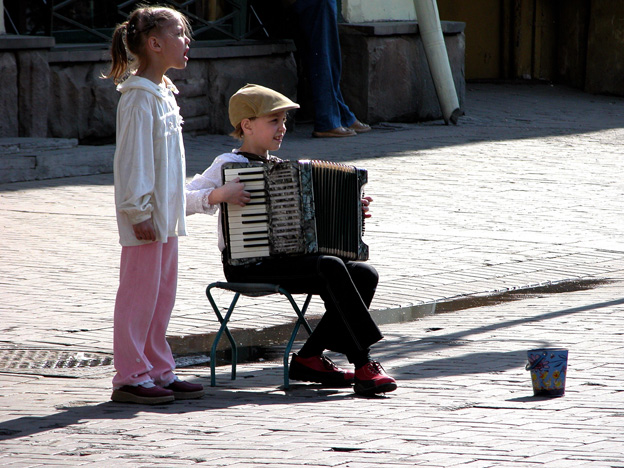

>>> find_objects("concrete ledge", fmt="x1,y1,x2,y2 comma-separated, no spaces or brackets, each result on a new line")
0,35,55,50
188,39,296,59
47,39,296,63
340,20,465,36
48,45,110,64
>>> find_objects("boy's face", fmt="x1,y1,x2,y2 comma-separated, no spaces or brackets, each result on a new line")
243,111,288,154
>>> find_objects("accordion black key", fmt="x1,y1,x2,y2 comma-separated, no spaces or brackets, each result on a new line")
221,160,369,266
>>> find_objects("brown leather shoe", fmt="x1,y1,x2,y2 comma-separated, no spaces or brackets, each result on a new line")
312,126,357,138
111,382,175,405
163,378,205,400
349,120,371,133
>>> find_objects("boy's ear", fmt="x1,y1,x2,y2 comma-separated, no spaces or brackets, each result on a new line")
241,118,254,135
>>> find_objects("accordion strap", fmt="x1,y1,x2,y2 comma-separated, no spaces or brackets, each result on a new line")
237,151,283,164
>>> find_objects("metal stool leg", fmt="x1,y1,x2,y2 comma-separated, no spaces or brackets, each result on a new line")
281,291,313,389
206,284,240,387
205,283,314,389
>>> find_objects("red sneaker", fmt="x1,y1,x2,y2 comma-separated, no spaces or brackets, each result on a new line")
289,354,355,387
111,382,174,405
163,378,205,400
354,361,397,396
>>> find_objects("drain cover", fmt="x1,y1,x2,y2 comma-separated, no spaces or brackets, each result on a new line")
0,347,113,378
0,347,210,378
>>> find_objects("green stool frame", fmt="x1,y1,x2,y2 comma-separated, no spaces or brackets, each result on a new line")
205,282,313,388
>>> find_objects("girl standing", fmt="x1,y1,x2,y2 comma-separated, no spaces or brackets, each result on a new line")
105,6,204,404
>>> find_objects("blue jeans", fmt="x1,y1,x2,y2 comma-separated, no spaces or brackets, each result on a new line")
292,0,357,132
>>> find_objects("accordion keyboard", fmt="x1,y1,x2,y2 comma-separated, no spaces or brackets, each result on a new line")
223,166,271,260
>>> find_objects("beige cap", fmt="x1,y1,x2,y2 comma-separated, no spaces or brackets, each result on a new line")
228,84,300,129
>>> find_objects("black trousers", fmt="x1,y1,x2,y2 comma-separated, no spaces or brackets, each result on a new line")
223,255,383,362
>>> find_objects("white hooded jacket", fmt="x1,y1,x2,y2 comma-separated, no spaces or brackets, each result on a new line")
113,75,187,246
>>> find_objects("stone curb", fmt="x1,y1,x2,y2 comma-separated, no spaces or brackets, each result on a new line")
166,276,609,359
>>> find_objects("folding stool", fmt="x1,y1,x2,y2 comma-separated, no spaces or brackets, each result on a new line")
205,282,313,388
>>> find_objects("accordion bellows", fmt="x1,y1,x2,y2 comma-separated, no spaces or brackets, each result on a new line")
222,160,369,266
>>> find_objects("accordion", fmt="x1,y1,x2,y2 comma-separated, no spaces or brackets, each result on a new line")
221,160,369,266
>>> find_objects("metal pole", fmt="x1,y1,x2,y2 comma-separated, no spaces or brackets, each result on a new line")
413,0,461,125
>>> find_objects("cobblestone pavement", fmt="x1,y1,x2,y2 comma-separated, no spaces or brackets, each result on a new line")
1,277,624,467
1,82,624,466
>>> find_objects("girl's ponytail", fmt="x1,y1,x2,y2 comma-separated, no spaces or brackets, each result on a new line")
104,22,130,84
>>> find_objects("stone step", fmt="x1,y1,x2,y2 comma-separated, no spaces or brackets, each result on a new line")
0,138,114,184
0,137,79,154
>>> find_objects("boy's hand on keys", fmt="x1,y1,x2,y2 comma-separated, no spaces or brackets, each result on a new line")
219,177,251,206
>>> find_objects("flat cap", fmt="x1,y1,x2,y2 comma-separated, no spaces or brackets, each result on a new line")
229,84,299,128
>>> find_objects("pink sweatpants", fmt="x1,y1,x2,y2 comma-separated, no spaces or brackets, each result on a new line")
112,237,178,389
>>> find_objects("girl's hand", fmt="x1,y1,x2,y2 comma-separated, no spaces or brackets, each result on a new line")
210,178,251,207
361,196,373,218
133,218,156,242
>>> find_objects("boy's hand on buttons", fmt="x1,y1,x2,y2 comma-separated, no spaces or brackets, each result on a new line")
361,196,373,218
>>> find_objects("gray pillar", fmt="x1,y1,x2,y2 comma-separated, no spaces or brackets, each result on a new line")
0,51,18,136
0,36,54,137
0,0,5,35
18,49,51,137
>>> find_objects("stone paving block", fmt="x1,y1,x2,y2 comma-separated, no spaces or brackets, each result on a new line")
3,84,624,466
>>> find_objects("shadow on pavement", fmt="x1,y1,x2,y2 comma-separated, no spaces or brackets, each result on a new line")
0,382,354,442
375,297,624,378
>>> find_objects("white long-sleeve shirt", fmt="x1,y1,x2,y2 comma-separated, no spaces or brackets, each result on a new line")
113,75,187,246
185,152,250,252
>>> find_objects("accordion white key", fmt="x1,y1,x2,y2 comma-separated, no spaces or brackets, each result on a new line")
221,160,369,266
